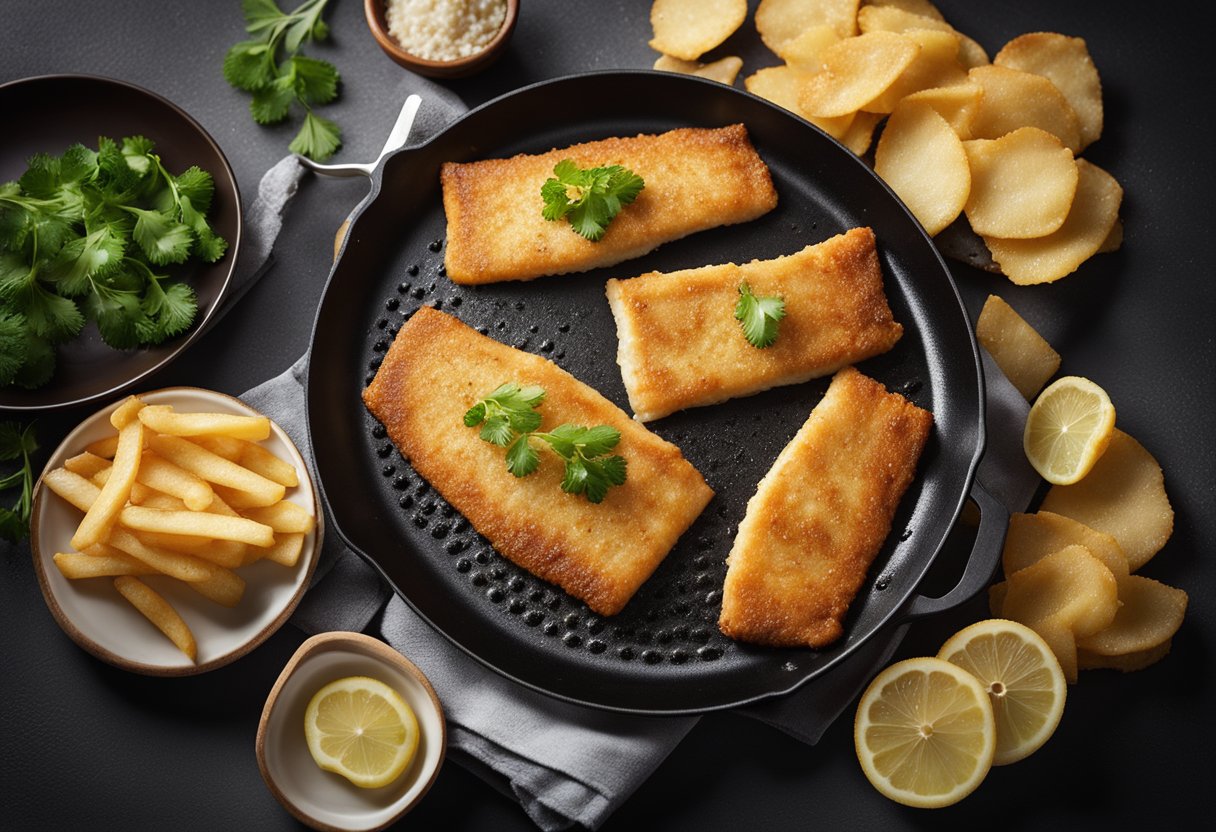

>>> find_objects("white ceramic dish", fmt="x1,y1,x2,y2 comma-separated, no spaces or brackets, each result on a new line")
30,387,321,675
256,632,446,831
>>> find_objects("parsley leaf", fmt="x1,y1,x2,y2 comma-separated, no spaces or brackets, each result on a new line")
735,281,786,349
464,383,628,502
540,160,645,242
224,0,343,161
0,420,38,543
0,309,27,386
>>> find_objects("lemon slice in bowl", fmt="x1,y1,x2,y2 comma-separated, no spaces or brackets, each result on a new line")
854,657,996,808
1023,376,1116,484
938,619,1067,766
304,676,419,789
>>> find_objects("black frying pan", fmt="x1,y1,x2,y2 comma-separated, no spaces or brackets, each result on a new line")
306,71,1006,715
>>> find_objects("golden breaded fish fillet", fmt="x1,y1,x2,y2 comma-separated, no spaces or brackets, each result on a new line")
605,227,903,422
719,367,932,648
440,124,778,284
363,308,714,616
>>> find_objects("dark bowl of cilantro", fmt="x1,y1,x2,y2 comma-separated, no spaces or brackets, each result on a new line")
0,75,241,412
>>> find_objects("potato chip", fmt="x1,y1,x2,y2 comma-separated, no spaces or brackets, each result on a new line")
649,0,747,61
995,32,1103,149
1002,544,1119,682
756,0,860,53
744,65,856,139
983,159,1123,285
653,54,744,85
862,29,966,114
1039,429,1173,571
1078,640,1171,673
774,23,840,70
975,295,1061,399
874,100,969,234
1098,218,1123,254
861,0,943,21
839,111,883,155
1002,511,1126,579
988,581,1007,617
963,127,1078,239
967,65,1081,152
902,82,982,138
1076,575,1187,657
856,4,988,68
800,31,920,118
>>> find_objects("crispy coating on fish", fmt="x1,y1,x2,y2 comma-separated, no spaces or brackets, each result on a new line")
606,227,903,421
441,124,778,284
719,367,932,648
363,308,714,616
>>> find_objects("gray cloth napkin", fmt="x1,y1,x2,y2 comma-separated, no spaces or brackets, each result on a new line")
233,75,1041,831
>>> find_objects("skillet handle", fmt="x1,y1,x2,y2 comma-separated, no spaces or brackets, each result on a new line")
901,479,1009,621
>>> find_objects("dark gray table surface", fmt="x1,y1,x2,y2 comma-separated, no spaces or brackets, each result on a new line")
2,1,1213,829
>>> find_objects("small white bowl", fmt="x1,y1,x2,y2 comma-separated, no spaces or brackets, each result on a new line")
30,386,321,675
256,632,446,831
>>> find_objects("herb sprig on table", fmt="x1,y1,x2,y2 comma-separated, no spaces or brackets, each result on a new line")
541,160,646,242
224,0,343,161
0,421,37,543
735,281,785,349
464,383,628,503
0,138,226,389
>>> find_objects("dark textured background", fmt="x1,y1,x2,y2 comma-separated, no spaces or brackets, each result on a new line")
1,1,1212,829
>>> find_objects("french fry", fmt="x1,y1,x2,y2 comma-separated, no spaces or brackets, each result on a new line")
83,435,120,459
241,501,316,534
149,435,285,507
210,484,279,511
189,434,245,461
237,441,300,488
72,420,144,551
109,395,146,429
119,505,276,547
135,453,215,511
64,452,113,478
113,576,197,661
42,468,101,512
131,528,216,552
53,549,158,579
260,532,305,568
106,527,217,582
183,567,246,608
131,491,188,511
138,405,271,441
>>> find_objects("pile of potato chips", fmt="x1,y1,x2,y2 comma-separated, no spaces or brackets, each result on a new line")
647,0,1123,285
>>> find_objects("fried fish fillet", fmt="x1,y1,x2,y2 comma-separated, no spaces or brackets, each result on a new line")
363,308,713,616
719,367,933,648
605,227,903,421
440,124,778,284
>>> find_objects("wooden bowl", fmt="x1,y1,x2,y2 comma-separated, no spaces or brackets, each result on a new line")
363,0,519,78
256,632,447,832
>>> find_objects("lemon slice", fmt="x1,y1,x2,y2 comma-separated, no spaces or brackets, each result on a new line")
938,619,1067,766
854,657,996,808
1023,376,1116,484
304,676,419,789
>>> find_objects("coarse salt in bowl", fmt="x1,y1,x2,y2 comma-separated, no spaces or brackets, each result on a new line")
365,0,519,78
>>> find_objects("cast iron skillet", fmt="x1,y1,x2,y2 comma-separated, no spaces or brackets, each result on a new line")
307,71,1006,715
0,75,241,412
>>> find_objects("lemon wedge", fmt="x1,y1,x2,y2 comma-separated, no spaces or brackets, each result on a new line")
938,619,1067,765
304,676,419,789
854,657,996,808
1023,375,1116,484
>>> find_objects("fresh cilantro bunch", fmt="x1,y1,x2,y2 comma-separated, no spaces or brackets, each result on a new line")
0,421,38,543
541,160,645,242
0,137,226,389
224,0,342,161
735,281,786,349
465,383,629,503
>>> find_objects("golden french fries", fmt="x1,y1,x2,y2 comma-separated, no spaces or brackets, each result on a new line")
113,576,197,662
43,398,314,660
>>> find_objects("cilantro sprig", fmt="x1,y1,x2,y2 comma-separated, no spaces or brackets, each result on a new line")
735,281,786,349
224,0,342,161
464,383,628,503
541,160,645,242
0,137,225,389
0,421,38,543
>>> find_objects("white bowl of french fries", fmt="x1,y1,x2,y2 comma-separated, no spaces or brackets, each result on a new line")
30,387,321,675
